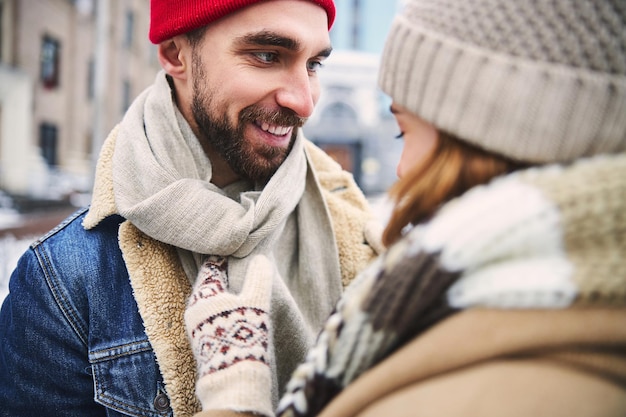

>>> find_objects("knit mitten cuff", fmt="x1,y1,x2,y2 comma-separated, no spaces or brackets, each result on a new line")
197,360,273,416
186,255,275,415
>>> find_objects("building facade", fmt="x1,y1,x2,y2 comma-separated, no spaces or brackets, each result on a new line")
306,0,403,195
0,0,159,199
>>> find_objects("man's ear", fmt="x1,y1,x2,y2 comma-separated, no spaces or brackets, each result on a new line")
158,37,188,80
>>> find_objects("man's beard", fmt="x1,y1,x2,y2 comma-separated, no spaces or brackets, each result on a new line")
190,55,305,184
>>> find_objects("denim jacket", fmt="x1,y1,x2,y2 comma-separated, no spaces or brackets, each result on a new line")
0,130,382,417
0,210,172,417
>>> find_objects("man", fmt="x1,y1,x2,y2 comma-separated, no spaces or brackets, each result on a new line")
0,1,382,416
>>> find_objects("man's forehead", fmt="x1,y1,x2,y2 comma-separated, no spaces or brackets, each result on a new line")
207,1,330,43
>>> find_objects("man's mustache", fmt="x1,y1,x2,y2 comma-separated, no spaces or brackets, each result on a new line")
240,106,306,128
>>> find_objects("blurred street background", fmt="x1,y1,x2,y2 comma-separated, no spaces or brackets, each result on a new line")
1,0,405,302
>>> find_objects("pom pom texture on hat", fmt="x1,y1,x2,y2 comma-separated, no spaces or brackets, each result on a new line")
150,0,336,44
378,0,626,163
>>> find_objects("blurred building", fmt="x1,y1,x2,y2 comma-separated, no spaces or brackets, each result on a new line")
304,50,402,195
306,0,403,194
0,0,159,201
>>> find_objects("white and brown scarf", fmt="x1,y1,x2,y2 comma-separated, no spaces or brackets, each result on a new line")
277,152,626,417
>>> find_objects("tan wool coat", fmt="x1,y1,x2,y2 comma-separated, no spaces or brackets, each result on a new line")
320,308,626,417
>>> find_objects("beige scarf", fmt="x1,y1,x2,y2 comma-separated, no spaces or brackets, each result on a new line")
113,73,306,258
111,71,343,405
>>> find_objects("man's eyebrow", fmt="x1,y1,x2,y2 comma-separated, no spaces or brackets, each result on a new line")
317,46,333,58
389,105,399,114
234,30,333,58
236,31,299,50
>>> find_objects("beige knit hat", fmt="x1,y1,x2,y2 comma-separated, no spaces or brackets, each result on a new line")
378,0,626,163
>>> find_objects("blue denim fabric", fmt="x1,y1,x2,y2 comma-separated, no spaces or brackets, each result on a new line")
0,209,173,417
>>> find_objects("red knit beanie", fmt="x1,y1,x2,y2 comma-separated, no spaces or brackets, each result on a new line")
149,0,336,44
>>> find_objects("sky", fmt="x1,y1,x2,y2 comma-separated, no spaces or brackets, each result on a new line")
330,0,403,54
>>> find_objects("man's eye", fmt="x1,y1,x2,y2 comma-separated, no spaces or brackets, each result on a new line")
307,60,324,72
253,51,278,63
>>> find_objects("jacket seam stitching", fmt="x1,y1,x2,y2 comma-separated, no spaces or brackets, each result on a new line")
34,245,89,346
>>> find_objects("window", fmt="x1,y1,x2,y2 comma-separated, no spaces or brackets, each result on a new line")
321,101,358,124
41,35,61,89
39,123,58,167
87,58,94,99
122,80,131,112
124,10,134,48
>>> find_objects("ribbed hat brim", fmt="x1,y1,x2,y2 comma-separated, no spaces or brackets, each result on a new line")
378,14,626,163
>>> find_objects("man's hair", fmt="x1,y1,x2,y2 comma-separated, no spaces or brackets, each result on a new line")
382,131,528,246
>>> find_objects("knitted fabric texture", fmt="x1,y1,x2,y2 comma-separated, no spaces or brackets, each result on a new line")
149,0,336,43
276,152,626,417
83,124,380,417
112,71,307,259
186,254,273,415
110,71,347,409
378,0,626,163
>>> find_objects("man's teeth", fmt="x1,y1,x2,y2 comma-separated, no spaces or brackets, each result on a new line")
260,122,290,136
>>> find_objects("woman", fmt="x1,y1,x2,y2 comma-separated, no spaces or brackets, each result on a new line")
277,0,626,416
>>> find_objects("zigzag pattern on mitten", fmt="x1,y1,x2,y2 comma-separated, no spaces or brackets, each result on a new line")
188,256,270,378
193,308,269,376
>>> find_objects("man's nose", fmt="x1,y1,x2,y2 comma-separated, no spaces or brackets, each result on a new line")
274,68,317,118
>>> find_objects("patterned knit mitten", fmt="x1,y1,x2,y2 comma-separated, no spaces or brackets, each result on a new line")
185,254,274,416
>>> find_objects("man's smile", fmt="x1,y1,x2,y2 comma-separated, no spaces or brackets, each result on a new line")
257,121,292,137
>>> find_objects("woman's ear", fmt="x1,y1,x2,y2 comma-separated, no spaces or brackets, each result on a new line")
157,37,188,80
